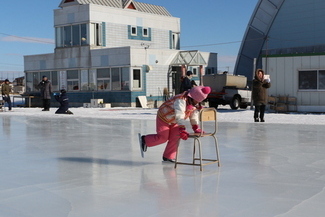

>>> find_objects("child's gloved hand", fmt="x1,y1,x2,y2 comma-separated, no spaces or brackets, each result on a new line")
192,124,204,134
179,126,189,140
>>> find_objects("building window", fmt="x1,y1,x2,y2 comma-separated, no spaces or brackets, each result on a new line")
67,70,79,91
121,67,130,90
55,28,63,48
96,68,130,91
192,68,198,76
128,26,151,41
32,72,40,91
133,69,141,89
319,70,325,89
111,68,121,90
299,70,317,90
205,67,215,75
143,28,148,37
56,23,92,48
26,71,58,92
64,26,72,47
72,25,80,46
81,24,88,45
39,71,59,91
88,69,96,90
25,73,34,92
80,69,89,91
92,23,102,46
298,70,325,90
97,68,110,91
131,26,137,35
51,71,58,91
171,32,180,50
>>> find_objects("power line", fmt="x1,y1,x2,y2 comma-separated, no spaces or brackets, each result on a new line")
182,40,242,48
0,32,55,44
181,37,266,48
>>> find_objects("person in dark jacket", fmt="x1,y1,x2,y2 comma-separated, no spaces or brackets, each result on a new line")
1,79,12,111
54,89,73,114
38,76,52,111
252,69,271,122
180,71,195,93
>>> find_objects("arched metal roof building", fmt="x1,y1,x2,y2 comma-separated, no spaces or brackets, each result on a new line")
235,0,325,80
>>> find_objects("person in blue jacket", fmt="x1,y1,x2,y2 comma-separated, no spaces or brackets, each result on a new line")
54,89,73,114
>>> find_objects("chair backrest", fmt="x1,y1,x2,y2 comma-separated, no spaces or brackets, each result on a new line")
199,108,217,135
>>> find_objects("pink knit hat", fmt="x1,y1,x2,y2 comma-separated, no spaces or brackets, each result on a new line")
188,86,211,102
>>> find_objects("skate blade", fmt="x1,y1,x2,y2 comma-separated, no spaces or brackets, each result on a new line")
138,133,144,158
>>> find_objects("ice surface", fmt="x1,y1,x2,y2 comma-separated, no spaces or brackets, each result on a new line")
0,106,325,216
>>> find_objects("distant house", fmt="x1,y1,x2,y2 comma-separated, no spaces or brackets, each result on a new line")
24,0,217,107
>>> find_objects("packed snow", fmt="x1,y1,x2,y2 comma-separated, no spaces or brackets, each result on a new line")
1,105,325,125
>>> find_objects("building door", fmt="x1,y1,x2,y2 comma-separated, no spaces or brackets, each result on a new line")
171,66,182,95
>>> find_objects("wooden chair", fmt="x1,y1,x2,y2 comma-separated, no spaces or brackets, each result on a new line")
174,107,220,171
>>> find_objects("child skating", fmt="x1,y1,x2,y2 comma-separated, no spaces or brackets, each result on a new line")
139,86,211,162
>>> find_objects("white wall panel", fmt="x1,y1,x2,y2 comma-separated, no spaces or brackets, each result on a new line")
275,57,285,94
284,57,294,96
301,56,311,69
310,56,320,69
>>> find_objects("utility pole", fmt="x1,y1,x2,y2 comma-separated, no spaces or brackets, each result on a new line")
250,58,257,110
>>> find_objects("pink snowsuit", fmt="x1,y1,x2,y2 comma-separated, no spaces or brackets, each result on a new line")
144,92,200,160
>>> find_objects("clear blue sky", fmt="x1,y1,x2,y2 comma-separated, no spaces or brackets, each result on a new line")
0,0,257,80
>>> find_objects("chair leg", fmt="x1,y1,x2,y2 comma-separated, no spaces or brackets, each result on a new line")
213,135,221,167
192,138,197,164
174,140,181,169
197,139,203,171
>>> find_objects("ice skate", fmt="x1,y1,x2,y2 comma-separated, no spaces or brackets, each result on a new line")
138,133,147,158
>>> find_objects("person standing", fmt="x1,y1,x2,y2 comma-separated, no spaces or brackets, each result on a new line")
180,71,194,93
1,79,12,111
252,69,271,122
38,76,52,111
139,86,211,162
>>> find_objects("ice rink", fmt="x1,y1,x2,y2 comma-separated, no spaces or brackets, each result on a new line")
1,109,325,217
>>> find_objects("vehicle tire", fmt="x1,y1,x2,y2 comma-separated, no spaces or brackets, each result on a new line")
230,96,240,110
240,104,248,109
209,100,218,109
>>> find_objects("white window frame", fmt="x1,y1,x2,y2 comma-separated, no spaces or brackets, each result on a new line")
143,27,149,37
97,68,111,91
131,26,137,36
172,32,180,49
111,68,121,91
132,68,142,90
297,70,325,91
67,70,80,91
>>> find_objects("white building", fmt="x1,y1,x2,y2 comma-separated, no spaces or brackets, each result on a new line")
235,0,325,112
24,0,218,107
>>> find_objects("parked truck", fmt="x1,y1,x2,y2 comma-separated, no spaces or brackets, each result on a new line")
203,74,251,110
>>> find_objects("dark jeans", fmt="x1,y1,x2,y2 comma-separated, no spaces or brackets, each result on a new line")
254,104,266,120
43,99,51,110
3,96,12,110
